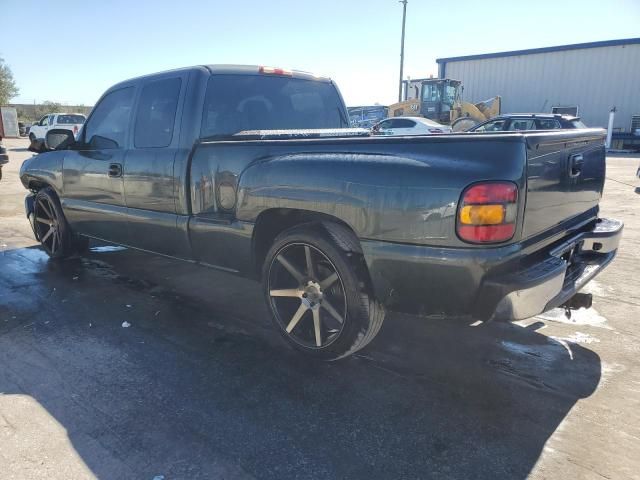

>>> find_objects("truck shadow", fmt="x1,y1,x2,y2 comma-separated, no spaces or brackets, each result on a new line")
0,245,601,479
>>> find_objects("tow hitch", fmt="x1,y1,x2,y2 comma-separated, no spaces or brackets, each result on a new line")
561,293,593,319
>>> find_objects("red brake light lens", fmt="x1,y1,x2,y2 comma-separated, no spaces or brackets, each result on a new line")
462,183,518,204
259,66,293,76
457,182,518,244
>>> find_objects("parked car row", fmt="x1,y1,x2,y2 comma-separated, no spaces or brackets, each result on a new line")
368,113,586,137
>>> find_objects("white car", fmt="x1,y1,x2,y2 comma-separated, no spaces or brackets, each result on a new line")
372,116,452,136
29,113,86,143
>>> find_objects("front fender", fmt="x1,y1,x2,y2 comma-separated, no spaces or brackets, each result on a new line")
19,150,65,195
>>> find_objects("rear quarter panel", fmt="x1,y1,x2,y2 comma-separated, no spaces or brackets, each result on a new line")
191,136,529,248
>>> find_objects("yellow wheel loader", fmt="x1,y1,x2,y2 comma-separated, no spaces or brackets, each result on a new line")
388,78,501,132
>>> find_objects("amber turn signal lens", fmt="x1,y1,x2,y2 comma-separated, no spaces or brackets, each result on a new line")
459,204,504,225
457,182,518,244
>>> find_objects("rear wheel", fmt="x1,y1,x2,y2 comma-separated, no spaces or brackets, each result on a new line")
34,187,86,258
263,223,384,360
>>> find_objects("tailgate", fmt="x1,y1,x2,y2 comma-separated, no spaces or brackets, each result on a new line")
522,129,606,239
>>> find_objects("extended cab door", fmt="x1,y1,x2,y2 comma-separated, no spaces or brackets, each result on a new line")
62,86,135,244
123,73,191,259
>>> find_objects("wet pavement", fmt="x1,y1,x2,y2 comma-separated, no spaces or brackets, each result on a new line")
1,138,639,479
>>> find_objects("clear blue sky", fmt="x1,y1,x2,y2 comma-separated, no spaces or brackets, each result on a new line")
2,0,639,107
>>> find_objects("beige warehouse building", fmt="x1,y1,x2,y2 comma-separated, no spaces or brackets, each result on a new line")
436,38,640,148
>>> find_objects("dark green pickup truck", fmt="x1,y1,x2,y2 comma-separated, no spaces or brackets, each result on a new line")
20,65,623,359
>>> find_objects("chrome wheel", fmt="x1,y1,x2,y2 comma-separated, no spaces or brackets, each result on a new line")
268,243,347,348
34,196,61,255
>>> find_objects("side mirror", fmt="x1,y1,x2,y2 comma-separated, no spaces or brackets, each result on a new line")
45,129,76,151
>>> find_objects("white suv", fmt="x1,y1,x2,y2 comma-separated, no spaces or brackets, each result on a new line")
29,113,86,143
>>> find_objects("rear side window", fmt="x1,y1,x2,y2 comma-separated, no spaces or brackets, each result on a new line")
134,77,181,148
508,119,536,131
57,114,86,124
393,119,416,128
201,74,348,138
474,119,506,132
536,119,561,129
84,87,134,149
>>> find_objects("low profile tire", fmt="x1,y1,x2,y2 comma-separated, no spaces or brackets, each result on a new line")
33,187,84,258
262,222,385,361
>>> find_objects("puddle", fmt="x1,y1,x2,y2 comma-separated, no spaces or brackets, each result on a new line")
580,279,614,297
552,331,600,345
600,362,626,386
536,307,611,329
90,245,127,253
80,258,120,280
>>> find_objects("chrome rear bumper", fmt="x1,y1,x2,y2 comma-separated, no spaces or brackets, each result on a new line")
492,218,623,321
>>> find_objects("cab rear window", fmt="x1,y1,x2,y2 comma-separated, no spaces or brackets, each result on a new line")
57,114,86,124
201,75,348,138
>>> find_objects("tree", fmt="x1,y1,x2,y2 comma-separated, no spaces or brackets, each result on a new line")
0,57,19,105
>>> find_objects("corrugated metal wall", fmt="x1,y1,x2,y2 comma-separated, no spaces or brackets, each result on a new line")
441,44,640,131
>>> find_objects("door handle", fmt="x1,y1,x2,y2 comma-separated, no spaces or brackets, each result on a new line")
108,163,122,178
568,154,584,178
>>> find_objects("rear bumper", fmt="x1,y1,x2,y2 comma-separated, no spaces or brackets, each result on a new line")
361,217,623,321
488,218,622,320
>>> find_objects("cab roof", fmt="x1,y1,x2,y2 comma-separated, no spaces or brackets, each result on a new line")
110,64,333,90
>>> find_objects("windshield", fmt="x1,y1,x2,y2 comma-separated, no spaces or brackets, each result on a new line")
571,119,587,128
422,84,441,102
443,85,457,105
201,75,349,138
57,114,86,124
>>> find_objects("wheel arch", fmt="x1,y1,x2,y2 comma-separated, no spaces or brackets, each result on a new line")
252,208,365,277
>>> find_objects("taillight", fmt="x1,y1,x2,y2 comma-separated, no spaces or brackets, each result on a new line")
73,125,78,134
259,66,293,76
457,182,518,243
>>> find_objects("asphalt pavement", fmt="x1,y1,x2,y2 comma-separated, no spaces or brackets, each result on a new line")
1,137,639,479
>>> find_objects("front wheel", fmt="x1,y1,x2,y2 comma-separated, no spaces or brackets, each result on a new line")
263,223,385,360
34,187,86,258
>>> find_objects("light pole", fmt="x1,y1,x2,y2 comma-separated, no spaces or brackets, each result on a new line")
398,0,408,102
